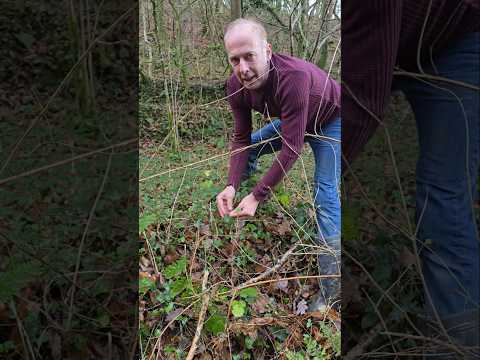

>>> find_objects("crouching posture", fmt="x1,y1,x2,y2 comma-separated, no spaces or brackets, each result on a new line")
215,18,341,312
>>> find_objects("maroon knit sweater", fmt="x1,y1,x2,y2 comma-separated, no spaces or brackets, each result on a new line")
342,0,480,164
226,53,341,201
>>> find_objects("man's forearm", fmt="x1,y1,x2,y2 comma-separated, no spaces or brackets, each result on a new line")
251,150,299,201
226,140,251,189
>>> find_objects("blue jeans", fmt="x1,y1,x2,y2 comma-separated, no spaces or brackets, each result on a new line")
244,117,341,303
393,32,480,321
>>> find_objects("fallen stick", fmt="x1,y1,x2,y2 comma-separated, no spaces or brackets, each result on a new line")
234,275,339,292
185,269,210,360
344,321,385,360
233,241,299,290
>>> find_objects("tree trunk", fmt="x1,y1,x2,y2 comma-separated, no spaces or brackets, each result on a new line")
231,0,241,21
151,0,165,55
68,0,95,115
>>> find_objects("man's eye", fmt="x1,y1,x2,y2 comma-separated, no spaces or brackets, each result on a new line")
231,58,239,65
246,53,254,60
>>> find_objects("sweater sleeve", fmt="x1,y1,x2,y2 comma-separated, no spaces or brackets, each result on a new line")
226,78,252,190
252,70,310,201
341,0,402,164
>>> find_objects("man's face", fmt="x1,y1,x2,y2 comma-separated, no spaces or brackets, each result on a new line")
225,27,272,90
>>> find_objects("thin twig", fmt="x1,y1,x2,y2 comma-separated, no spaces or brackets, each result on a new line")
233,274,339,293
380,331,468,356
344,321,387,360
0,138,136,186
363,289,398,355
10,300,36,360
149,300,200,360
233,241,299,289
393,69,480,91
185,270,210,360
67,153,113,329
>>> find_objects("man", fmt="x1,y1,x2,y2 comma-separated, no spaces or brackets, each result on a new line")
215,18,341,311
342,0,479,358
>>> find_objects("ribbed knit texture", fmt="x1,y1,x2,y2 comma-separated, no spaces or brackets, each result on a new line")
226,53,341,201
342,0,480,164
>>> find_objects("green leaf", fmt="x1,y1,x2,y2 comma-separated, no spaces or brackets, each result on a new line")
223,216,234,225
164,345,176,353
15,33,35,49
163,257,187,279
216,286,230,302
0,263,40,302
231,300,246,318
200,179,214,189
245,336,255,350
239,287,257,300
170,277,188,297
0,340,15,353
205,313,226,335
342,206,360,241
139,277,155,295
97,312,110,327
277,193,290,207
139,213,155,233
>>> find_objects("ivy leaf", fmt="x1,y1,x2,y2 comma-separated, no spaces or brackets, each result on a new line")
163,257,187,279
239,287,257,300
205,313,226,335
231,300,246,318
139,213,155,233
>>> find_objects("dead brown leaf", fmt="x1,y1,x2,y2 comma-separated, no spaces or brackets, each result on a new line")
139,256,151,269
197,352,213,360
264,219,291,236
286,327,303,349
164,250,179,265
199,223,211,236
165,308,184,323
399,246,417,268
276,220,291,236
309,308,340,323
251,293,271,314
275,279,289,294
254,254,272,272
191,271,204,282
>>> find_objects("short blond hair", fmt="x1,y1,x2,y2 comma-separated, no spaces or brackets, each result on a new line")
224,18,268,43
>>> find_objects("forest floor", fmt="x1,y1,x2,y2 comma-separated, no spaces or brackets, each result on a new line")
139,80,341,359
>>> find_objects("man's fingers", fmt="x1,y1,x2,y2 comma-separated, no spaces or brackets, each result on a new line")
229,210,243,217
217,196,226,217
230,206,250,217
227,196,233,212
221,200,229,217
229,205,240,217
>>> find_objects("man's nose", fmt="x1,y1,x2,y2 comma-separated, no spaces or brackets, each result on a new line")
239,58,249,74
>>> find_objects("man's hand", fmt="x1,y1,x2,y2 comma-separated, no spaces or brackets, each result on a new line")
216,186,236,217
230,193,259,218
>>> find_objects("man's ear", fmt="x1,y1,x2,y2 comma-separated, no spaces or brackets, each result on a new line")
266,43,272,60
